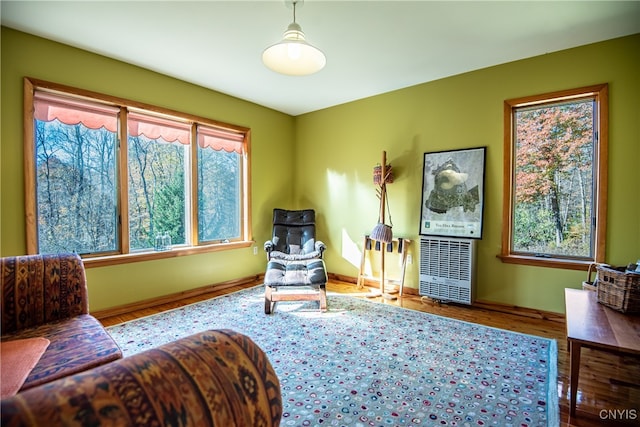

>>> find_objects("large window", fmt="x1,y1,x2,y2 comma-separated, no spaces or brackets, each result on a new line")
501,84,608,270
25,78,251,265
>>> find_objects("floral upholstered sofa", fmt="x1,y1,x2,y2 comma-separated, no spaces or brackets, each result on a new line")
1,329,283,427
0,253,122,395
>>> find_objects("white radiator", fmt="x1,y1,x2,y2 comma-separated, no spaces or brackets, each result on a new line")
419,236,476,304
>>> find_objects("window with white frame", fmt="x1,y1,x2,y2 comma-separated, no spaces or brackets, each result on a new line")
501,84,608,269
25,78,250,261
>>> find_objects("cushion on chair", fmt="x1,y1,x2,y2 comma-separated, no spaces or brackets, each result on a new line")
270,209,317,255
303,238,315,253
264,259,327,286
272,225,316,254
273,208,315,226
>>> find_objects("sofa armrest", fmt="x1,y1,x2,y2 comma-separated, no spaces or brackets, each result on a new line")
1,253,88,335
1,330,282,427
4,314,122,391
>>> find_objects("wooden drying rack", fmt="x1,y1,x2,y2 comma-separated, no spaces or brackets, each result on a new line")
357,235,411,297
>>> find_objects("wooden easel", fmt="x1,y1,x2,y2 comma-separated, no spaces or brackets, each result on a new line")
357,235,411,297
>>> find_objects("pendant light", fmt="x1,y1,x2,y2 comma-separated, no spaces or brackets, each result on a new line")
262,0,326,76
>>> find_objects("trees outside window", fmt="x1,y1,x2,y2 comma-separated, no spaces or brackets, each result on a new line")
198,147,240,242
128,132,186,251
126,112,191,251
501,85,608,269
196,125,244,243
25,78,251,263
35,120,118,254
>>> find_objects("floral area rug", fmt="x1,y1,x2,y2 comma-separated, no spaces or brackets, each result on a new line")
107,286,558,427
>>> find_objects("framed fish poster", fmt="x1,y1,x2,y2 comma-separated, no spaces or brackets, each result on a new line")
419,147,486,239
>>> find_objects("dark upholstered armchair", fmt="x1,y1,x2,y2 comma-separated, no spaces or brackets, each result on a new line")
263,209,328,314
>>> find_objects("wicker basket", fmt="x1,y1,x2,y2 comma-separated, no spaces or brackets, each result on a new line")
596,265,640,313
582,263,598,291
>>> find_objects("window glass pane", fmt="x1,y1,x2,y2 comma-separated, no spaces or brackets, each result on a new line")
512,99,594,258
35,119,118,254
197,143,241,242
128,132,187,251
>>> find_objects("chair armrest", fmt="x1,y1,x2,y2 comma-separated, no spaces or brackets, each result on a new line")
264,241,275,261
268,250,323,261
315,240,327,257
1,253,88,334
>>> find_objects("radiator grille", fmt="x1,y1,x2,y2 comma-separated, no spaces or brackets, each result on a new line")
419,236,475,304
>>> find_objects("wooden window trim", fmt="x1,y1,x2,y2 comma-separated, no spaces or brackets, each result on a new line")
81,241,253,268
498,84,608,271
24,77,253,267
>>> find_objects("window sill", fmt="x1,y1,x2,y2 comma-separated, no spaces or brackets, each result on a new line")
496,253,594,271
82,241,254,268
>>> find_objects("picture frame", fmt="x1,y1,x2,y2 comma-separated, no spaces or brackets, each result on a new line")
419,146,486,239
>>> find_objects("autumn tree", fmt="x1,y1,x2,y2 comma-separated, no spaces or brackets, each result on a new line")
514,100,593,255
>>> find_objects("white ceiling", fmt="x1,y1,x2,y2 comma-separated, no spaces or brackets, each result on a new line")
2,1,639,116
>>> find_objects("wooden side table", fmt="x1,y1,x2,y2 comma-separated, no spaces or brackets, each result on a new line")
564,288,640,416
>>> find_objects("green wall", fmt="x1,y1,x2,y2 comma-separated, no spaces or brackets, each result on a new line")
1,27,295,311
2,27,639,314
295,34,640,313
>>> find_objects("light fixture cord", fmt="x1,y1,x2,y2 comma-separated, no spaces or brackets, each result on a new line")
292,1,297,23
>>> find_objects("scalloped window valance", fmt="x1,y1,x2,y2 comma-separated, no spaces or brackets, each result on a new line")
198,125,244,154
128,112,190,145
34,91,244,153
34,91,118,132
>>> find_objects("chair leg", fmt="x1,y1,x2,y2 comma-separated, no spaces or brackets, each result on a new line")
319,284,327,312
265,285,273,314
265,283,327,313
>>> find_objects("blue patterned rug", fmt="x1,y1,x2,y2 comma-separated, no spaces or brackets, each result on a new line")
106,286,558,426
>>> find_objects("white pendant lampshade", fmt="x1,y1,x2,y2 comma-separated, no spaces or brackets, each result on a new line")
262,1,326,76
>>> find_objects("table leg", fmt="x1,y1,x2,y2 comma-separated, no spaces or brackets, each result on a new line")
569,339,581,417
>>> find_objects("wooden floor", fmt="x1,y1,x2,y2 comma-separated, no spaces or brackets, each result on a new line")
99,280,640,427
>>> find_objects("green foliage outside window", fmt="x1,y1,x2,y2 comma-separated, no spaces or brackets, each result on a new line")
128,134,186,251
512,99,595,258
